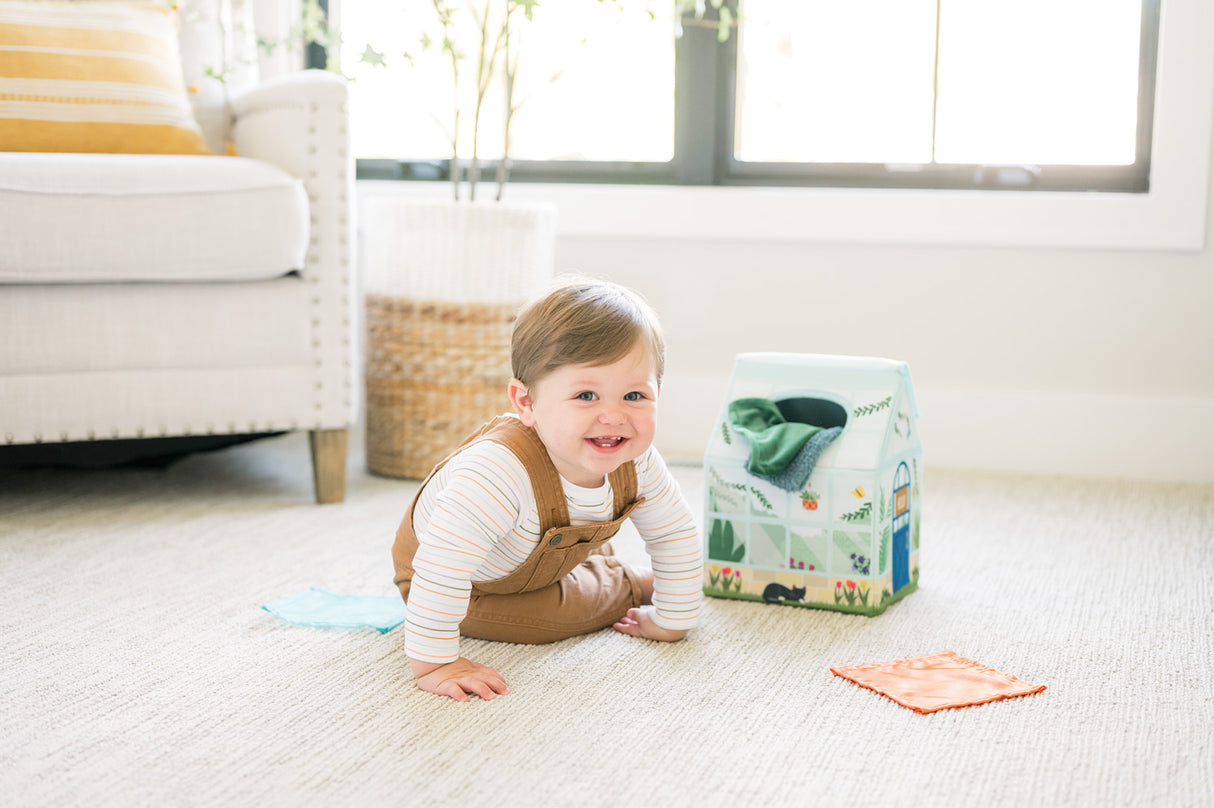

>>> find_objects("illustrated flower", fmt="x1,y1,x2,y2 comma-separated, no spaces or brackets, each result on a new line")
734,570,741,578
847,581,856,589
722,567,731,577
710,565,720,575
809,564,815,571
836,581,842,588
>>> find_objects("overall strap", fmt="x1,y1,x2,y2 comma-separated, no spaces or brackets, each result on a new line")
607,458,638,519
484,418,570,534
490,418,641,531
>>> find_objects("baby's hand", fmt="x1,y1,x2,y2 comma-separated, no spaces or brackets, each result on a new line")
612,606,688,642
411,657,509,702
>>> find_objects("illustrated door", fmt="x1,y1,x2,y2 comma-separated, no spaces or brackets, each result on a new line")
892,462,911,591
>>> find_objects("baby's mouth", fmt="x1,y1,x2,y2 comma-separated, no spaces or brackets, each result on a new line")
588,436,626,449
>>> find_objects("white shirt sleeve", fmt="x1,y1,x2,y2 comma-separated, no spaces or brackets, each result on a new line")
628,447,704,632
404,440,534,664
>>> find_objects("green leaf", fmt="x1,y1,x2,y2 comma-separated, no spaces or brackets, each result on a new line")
717,7,733,42
510,0,541,21
359,45,386,68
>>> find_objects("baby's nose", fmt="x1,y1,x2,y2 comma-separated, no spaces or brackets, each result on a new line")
598,407,625,425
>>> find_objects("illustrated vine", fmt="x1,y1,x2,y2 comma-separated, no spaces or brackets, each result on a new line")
708,467,774,513
853,396,892,418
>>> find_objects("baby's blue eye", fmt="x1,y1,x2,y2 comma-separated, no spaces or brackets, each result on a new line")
576,391,597,401
624,391,643,401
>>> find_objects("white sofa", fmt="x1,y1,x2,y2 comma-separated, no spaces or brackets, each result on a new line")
0,0,355,502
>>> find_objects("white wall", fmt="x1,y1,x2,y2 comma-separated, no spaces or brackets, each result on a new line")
357,184,1214,482
356,0,1214,484
554,208,1214,483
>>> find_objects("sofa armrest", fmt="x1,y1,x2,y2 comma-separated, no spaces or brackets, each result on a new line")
230,69,355,430
230,70,348,174
230,70,352,273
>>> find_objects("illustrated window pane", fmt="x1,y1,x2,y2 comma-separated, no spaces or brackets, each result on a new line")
832,530,871,577
707,517,746,564
789,528,828,572
751,522,787,569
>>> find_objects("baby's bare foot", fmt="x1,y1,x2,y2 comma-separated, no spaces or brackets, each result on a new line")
613,606,689,642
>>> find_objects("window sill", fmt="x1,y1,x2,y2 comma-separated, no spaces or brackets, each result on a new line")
359,176,1208,251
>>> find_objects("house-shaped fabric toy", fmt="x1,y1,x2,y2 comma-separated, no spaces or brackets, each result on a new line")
703,353,922,615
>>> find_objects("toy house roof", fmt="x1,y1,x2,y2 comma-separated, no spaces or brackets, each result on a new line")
720,353,920,472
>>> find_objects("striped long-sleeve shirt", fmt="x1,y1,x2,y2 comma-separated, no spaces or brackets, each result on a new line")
404,438,702,663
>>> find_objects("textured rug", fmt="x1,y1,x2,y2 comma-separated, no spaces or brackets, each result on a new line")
1,431,1211,807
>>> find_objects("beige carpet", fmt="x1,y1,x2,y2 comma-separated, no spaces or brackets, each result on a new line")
2,431,1211,807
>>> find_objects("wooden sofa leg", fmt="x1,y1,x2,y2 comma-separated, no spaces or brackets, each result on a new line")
309,429,348,504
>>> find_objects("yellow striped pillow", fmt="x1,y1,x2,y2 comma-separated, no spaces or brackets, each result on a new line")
0,0,212,154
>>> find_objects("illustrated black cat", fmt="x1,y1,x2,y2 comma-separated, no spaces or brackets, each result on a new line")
762,583,806,603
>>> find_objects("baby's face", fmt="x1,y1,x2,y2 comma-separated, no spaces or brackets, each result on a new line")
512,344,660,488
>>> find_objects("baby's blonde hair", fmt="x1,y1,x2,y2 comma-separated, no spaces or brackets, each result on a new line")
511,277,666,387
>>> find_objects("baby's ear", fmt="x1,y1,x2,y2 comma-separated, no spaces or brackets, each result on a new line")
507,379,536,426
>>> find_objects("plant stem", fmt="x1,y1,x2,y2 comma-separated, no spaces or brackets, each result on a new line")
433,0,462,200
496,3,520,200
471,0,510,201
469,0,495,201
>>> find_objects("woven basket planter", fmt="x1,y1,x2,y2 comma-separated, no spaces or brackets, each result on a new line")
364,296,518,478
361,199,555,478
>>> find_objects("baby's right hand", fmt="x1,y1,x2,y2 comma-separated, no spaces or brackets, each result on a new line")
411,657,509,702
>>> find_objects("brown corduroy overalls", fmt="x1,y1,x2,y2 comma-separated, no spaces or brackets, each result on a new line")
392,415,645,644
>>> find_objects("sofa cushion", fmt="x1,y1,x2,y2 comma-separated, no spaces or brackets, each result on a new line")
0,278,312,376
0,152,308,283
0,0,212,155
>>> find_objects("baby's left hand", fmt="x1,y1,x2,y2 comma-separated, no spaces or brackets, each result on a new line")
612,606,687,642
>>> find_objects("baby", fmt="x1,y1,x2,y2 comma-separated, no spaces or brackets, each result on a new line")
392,278,703,701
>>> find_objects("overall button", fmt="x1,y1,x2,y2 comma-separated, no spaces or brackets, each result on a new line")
548,533,563,546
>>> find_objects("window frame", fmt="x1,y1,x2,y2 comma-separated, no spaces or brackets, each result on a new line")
338,1,1162,194
349,0,1213,253
716,0,1160,193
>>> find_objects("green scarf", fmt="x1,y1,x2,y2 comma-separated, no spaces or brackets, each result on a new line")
727,398,823,476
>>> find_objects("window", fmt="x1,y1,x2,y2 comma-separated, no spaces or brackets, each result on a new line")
728,0,1155,190
330,0,1159,192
